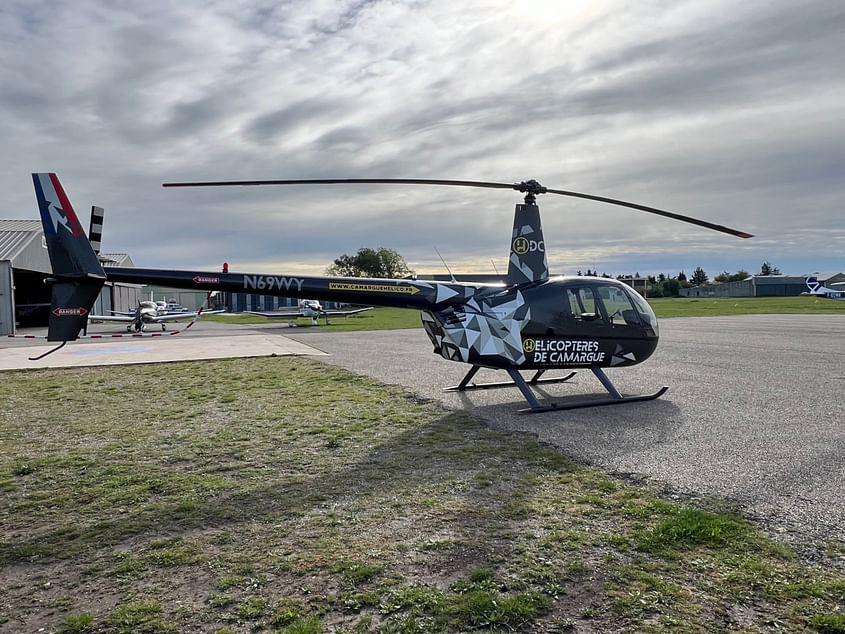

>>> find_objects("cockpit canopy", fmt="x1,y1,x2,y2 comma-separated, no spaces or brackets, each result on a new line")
524,277,659,338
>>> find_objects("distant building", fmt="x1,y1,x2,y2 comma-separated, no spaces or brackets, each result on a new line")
0,220,141,334
617,275,648,294
679,273,843,298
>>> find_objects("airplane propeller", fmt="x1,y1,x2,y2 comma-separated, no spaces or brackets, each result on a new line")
162,177,753,239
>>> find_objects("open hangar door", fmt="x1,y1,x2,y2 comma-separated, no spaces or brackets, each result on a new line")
12,268,52,328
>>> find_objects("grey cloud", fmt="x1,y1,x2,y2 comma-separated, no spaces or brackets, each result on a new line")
1,0,843,278
243,99,343,144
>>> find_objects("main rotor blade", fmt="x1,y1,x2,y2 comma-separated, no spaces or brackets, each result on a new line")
162,178,518,191
162,177,753,238
545,188,754,239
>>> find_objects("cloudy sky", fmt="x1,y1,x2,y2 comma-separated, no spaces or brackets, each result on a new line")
1,0,843,278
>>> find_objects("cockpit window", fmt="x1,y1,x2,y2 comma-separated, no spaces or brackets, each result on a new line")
596,284,641,326
566,287,603,323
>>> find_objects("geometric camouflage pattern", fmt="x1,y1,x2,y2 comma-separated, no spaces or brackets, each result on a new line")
506,202,549,285
421,289,530,367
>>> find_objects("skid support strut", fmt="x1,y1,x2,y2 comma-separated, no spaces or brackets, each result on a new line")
443,365,668,414
514,367,668,413
444,365,577,393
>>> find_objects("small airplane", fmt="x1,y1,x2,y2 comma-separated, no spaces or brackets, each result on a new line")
805,277,845,300
247,299,373,325
89,300,226,332
30,172,753,413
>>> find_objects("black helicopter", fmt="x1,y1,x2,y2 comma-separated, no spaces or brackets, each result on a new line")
32,173,752,412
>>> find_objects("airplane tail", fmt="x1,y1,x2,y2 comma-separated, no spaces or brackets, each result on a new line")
505,198,549,285
32,173,106,341
806,277,820,294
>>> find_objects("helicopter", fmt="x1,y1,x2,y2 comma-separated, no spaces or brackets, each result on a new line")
31,173,752,413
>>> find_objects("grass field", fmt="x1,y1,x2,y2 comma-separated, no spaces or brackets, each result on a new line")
648,295,845,318
1,358,843,633
204,308,422,331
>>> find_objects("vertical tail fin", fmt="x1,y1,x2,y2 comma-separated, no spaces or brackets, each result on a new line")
32,173,106,341
505,201,549,285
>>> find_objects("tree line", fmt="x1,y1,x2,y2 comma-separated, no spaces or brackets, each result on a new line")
325,248,784,299
645,261,781,297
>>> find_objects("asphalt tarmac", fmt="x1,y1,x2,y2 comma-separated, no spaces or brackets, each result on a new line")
284,315,845,544
3,315,843,544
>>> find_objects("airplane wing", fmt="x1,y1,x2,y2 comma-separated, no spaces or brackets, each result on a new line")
88,313,135,323
149,309,226,322
245,307,373,319
322,307,373,317
245,310,305,319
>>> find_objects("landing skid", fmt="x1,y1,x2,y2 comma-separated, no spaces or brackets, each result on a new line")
444,365,577,392
444,365,668,414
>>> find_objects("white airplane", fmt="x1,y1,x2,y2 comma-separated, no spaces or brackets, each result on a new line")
90,301,226,332
247,299,372,325
805,277,845,300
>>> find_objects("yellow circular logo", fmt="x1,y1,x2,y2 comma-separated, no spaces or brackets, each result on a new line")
522,338,536,353
512,236,529,255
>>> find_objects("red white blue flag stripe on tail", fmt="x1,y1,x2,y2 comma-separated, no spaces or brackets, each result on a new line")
32,173,85,237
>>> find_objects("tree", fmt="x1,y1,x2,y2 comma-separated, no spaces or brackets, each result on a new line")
326,247,412,278
714,269,751,283
664,279,681,296
647,277,683,297
759,262,780,276
691,266,708,286
677,271,687,282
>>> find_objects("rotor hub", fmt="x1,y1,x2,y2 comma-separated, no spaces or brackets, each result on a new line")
513,179,547,204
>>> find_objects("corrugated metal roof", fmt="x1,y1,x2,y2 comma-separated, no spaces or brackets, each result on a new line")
101,253,134,267
752,275,807,285
0,220,43,261
1,221,136,273
812,271,845,281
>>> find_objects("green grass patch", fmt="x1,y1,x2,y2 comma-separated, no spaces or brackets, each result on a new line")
635,506,751,551
812,612,845,633
57,612,94,633
107,599,174,633
0,357,842,632
205,306,422,330
648,295,845,317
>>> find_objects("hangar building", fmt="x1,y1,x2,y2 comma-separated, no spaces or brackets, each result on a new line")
679,273,845,298
0,220,141,335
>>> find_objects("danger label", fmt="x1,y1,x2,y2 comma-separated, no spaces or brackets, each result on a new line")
53,307,88,316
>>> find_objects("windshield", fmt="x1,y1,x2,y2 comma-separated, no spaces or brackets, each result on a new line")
624,287,658,337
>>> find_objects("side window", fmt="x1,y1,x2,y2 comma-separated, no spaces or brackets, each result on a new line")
597,285,641,326
566,287,604,323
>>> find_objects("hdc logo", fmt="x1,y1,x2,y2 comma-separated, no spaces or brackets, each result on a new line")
512,237,545,255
